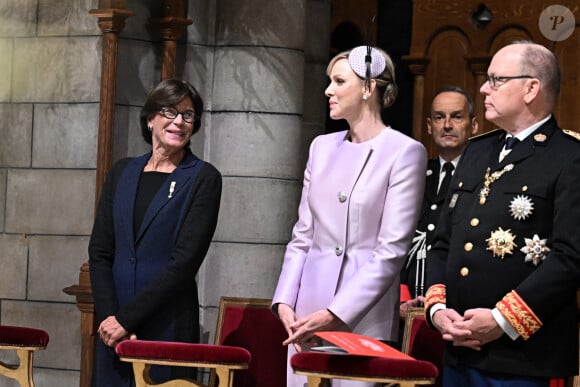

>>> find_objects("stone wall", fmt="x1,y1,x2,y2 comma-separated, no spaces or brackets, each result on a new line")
0,0,101,385
0,0,330,385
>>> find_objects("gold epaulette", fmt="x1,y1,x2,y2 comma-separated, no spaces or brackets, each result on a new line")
562,129,580,141
468,128,504,141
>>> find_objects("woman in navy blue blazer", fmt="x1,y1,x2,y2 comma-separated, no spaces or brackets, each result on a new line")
89,79,222,386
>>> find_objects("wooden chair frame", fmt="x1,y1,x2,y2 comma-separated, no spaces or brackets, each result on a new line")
0,343,48,387
294,370,435,387
401,307,426,355
117,351,248,387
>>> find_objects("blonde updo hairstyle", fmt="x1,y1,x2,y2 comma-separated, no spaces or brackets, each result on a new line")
326,46,398,111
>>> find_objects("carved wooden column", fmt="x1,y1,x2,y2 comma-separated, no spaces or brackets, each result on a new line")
405,58,429,143
149,0,192,80
467,57,491,132
63,4,132,387
62,264,95,387
89,6,134,207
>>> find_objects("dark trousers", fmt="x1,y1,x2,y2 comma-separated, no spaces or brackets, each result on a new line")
442,366,564,387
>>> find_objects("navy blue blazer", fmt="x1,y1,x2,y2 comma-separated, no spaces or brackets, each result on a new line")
89,149,222,386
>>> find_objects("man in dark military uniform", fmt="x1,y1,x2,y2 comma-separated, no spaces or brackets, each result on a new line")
400,86,479,315
425,41,580,386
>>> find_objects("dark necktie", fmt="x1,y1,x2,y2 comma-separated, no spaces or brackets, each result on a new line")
437,162,454,200
504,136,519,150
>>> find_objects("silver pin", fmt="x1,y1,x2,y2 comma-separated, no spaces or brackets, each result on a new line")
168,181,176,198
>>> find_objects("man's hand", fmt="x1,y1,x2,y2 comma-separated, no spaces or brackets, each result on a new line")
432,308,479,348
452,308,503,349
399,296,425,319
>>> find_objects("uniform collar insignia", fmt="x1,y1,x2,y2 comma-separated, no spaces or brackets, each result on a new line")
533,133,547,142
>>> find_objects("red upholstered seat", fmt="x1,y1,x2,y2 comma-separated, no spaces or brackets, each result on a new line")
115,340,250,365
115,339,251,387
291,351,438,380
0,325,49,348
0,325,49,387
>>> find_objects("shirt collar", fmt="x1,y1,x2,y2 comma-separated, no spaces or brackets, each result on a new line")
511,114,551,142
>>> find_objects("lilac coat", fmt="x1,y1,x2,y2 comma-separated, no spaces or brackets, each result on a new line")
273,127,427,341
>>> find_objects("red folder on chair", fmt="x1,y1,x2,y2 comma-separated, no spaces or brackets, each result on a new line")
313,331,414,359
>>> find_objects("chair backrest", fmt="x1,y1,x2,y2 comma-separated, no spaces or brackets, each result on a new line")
401,307,444,387
209,297,287,387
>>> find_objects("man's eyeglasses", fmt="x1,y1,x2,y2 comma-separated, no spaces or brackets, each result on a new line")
485,74,534,89
159,107,196,123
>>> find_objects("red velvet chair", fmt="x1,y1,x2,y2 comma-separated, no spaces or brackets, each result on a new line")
291,351,438,386
115,340,251,387
291,308,441,386
116,297,287,387
401,307,444,387
0,325,49,387
209,297,288,387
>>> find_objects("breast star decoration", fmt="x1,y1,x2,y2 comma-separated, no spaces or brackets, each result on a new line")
520,234,550,266
486,227,517,259
509,195,534,221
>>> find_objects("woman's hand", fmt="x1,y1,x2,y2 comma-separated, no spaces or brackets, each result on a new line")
98,316,131,347
282,309,343,351
277,303,304,352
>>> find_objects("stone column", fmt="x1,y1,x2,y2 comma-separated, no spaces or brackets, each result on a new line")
196,0,312,335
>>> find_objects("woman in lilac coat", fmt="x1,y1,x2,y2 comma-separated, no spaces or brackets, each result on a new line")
272,46,427,386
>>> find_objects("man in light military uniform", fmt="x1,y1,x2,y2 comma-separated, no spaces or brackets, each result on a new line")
400,86,479,318
425,41,580,386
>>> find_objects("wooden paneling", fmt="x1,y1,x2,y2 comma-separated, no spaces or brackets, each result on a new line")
405,0,579,157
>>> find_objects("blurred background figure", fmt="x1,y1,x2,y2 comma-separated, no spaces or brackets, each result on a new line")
399,86,478,321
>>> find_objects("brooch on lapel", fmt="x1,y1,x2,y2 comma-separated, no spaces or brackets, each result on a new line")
168,181,176,198
520,234,550,266
509,195,534,221
486,227,517,259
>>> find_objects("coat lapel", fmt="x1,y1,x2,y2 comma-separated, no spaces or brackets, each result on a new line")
118,153,151,254
135,152,202,244
424,160,440,203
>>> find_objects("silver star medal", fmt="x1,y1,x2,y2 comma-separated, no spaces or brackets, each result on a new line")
520,234,550,266
509,195,534,221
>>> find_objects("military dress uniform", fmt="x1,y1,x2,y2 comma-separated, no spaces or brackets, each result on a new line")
402,159,454,299
425,116,580,379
